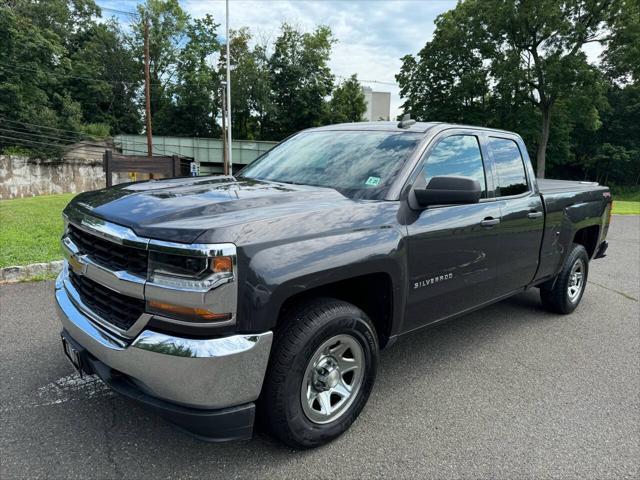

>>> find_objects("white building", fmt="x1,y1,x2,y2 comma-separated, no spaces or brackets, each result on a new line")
362,86,391,121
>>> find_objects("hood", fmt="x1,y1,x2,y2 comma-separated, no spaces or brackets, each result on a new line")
67,176,356,243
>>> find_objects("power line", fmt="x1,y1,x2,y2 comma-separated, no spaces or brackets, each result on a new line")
98,6,140,18
0,119,84,137
0,134,110,153
0,127,87,144
1,117,226,153
0,60,218,89
0,61,144,86
1,61,399,90
0,128,119,151
334,74,398,87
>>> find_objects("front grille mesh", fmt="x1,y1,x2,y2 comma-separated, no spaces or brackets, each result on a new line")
68,224,147,276
69,270,145,331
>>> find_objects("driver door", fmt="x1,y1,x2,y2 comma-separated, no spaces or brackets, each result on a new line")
403,131,503,332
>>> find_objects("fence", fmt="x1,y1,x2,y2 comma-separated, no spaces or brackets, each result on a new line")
103,151,193,187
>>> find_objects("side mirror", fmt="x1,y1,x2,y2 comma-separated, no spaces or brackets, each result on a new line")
409,175,481,209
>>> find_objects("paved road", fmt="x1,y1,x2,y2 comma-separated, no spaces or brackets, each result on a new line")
1,216,638,479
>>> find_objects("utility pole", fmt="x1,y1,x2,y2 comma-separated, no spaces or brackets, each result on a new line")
225,0,232,175
144,13,153,167
221,82,229,175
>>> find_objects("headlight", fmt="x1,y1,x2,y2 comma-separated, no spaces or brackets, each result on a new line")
146,242,237,325
148,251,234,290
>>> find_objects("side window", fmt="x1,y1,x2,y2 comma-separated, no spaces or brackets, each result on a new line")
422,135,487,197
489,137,529,196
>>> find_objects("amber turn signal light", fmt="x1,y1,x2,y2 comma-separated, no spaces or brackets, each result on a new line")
212,256,233,274
148,300,232,322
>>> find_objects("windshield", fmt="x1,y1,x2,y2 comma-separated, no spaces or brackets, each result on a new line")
238,130,423,199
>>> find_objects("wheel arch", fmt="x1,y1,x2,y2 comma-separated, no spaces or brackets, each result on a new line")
275,272,396,349
573,224,600,259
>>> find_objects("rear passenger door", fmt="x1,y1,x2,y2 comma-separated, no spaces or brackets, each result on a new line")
486,135,545,295
404,131,503,332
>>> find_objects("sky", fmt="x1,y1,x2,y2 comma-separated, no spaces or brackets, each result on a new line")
101,0,458,118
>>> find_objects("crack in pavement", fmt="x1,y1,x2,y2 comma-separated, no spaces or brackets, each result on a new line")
103,397,125,479
588,280,639,302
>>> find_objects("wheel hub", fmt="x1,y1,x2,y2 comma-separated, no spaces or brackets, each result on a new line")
301,334,365,425
567,259,585,302
313,359,340,390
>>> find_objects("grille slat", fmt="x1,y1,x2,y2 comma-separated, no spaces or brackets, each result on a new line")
68,224,147,276
69,270,145,331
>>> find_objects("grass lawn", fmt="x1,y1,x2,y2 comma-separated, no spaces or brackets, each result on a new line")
0,193,75,268
611,187,640,214
612,200,640,215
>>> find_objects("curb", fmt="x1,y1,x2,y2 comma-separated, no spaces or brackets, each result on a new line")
0,260,64,284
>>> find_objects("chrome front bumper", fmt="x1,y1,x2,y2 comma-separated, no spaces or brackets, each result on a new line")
55,270,273,410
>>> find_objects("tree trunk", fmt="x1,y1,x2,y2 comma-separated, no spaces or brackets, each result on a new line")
536,105,551,179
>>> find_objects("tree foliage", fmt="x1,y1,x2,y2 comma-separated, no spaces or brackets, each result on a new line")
267,24,336,139
164,15,221,137
1,1,367,156
0,0,139,155
603,0,640,83
4,0,635,188
329,74,368,123
397,0,638,186
219,28,270,140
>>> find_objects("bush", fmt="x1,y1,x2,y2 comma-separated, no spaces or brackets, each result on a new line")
81,123,111,140
610,185,640,202
2,145,34,156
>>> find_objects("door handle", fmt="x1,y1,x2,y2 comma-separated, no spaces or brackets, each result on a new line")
481,217,500,228
528,210,543,219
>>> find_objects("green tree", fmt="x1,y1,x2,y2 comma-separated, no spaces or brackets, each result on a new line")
603,0,640,83
168,15,220,137
267,23,335,139
0,1,88,155
599,85,640,185
219,28,270,140
396,1,490,125
134,0,188,134
482,0,619,178
328,74,367,123
397,0,621,178
67,20,142,134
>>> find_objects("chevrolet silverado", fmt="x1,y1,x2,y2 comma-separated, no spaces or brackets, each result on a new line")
56,120,612,448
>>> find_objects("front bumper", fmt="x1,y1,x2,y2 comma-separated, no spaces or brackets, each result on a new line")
55,270,273,439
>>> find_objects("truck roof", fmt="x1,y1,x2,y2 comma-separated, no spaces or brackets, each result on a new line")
311,121,440,133
310,121,519,136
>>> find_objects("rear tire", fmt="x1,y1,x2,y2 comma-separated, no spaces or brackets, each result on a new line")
540,243,589,314
261,297,379,449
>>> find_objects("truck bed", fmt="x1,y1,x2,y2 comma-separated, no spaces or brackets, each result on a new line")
538,178,603,194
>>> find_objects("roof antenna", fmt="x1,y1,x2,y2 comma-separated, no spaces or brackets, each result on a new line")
398,113,416,129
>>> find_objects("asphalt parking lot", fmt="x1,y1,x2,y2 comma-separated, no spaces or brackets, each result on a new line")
1,215,638,479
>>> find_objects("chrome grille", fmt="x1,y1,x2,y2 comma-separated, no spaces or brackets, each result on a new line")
69,270,145,331
68,224,147,276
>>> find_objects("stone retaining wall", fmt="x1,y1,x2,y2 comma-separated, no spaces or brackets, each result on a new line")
0,153,129,199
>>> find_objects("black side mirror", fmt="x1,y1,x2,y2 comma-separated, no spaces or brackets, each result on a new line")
409,175,481,209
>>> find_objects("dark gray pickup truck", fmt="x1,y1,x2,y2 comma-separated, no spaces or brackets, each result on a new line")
56,121,611,448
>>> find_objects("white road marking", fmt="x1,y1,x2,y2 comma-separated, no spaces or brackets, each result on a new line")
0,372,113,413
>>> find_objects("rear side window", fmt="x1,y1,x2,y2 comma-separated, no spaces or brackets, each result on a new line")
422,135,487,197
489,138,528,196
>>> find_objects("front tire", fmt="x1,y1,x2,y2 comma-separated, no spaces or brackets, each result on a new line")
261,298,379,449
540,243,589,314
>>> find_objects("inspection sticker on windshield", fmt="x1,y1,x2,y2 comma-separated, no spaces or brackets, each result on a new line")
365,176,381,186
